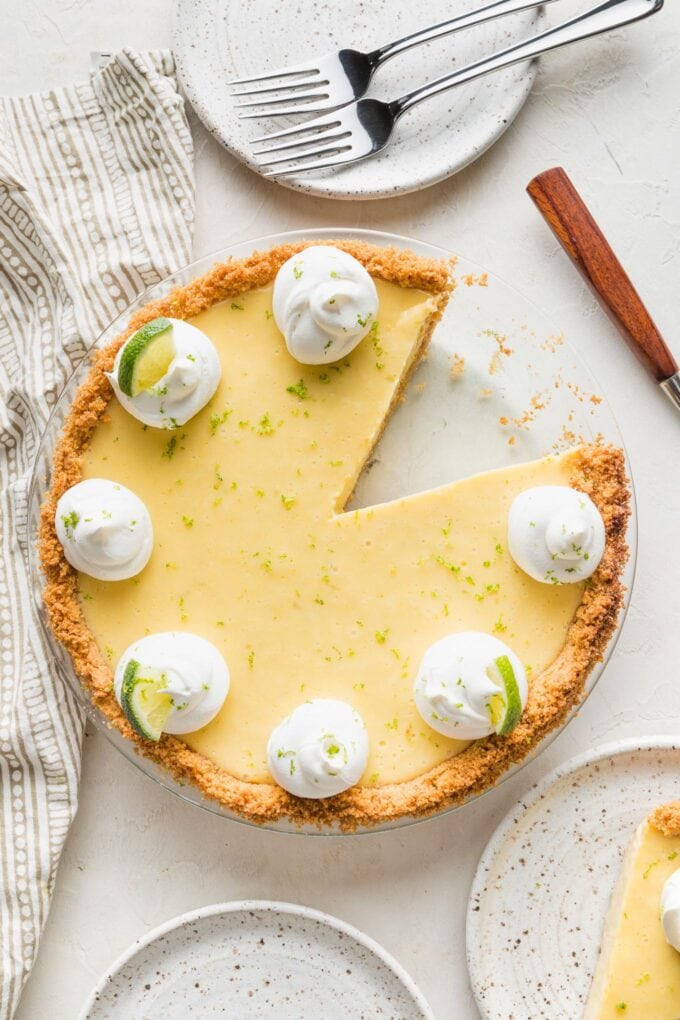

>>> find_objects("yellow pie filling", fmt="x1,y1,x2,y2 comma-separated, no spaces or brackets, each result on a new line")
78,279,585,787
586,819,680,1018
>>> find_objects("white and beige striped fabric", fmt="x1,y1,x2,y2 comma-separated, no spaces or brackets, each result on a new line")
0,49,194,1018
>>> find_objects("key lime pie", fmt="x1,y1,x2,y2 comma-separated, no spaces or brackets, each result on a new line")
39,240,630,828
585,802,680,1018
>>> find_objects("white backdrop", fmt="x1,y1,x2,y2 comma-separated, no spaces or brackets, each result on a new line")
4,2,679,1017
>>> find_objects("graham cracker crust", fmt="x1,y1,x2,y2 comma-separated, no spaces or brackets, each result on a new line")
650,802,680,837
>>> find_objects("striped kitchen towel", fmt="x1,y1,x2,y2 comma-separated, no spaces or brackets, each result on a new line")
0,49,193,1018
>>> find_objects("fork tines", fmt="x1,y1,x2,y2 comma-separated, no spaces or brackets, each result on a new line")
228,60,330,117
251,113,353,176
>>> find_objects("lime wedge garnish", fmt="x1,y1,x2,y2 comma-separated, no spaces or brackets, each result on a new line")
485,654,523,736
117,318,175,397
120,658,173,741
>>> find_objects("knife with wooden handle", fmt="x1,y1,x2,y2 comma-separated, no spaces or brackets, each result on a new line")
527,166,680,412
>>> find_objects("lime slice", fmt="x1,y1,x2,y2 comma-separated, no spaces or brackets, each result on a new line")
485,654,523,736
120,658,173,741
117,318,175,397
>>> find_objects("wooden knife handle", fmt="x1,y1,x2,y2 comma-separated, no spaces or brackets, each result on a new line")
527,166,677,382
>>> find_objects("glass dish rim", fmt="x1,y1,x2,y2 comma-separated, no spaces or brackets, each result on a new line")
27,225,639,836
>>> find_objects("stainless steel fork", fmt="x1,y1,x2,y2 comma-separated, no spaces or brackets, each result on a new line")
230,0,559,117
252,0,663,177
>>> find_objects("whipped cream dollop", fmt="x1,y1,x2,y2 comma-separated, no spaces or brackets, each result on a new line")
55,478,153,581
413,631,528,740
267,699,369,798
661,868,680,952
114,632,230,734
272,246,379,365
107,318,221,428
508,485,605,584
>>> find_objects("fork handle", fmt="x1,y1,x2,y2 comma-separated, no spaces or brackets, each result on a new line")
374,0,558,63
395,0,663,113
527,167,678,383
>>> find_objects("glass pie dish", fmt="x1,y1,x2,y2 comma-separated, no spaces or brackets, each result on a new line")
27,227,638,833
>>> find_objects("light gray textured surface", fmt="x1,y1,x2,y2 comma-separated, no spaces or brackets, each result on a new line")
4,2,680,1018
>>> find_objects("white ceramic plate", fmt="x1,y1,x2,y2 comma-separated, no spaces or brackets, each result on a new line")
466,737,680,1020
78,900,434,1018
29,228,636,833
173,0,544,199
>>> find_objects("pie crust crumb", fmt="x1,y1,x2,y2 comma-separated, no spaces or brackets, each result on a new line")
649,801,680,837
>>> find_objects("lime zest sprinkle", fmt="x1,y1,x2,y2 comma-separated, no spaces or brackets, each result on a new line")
162,436,177,460
286,378,308,400
61,510,79,538
181,515,194,528
255,412,275,436
209,409,231,435
435,555,460,574
374,629,389,645
642,858,660,879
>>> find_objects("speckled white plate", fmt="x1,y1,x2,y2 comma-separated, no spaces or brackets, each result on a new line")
173,0,544,199
466,737,680,1020
78,900,434,1018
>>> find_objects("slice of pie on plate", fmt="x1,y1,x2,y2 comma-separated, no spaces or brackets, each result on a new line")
585,802,680,1018
39,240,630,828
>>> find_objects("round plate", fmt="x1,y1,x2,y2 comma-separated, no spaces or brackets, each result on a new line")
467,737,680,1019
28,227,637,833
173,0,544,200
78,900,434,1018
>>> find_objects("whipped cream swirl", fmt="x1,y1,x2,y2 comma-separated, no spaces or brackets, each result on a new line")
114,632,230,734
272,246,379,365
413,632,528,740
661,868,680,952
55,478,153,581
267,699,369,798
508,485,605,584
107,318,221,428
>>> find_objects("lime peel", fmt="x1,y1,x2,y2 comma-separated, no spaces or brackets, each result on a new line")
118,317,175,397
485,654,523,736
120,658,173,741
